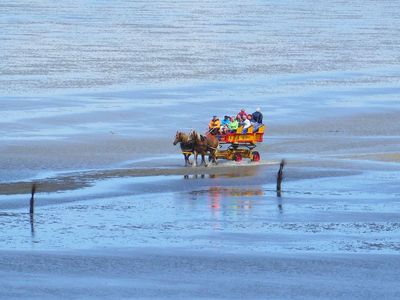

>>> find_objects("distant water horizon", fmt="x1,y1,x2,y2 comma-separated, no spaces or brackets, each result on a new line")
1,0,400,96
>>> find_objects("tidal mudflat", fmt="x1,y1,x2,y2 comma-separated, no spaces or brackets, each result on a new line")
1,0,400,299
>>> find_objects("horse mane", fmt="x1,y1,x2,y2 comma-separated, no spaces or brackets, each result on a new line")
191,130,202,142
178,131,189,143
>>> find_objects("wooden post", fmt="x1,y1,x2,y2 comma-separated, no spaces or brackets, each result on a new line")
276,159,286,196
29,183,36,215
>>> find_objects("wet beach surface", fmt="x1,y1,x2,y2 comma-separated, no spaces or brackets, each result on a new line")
1,138,400,298
1,0,400,299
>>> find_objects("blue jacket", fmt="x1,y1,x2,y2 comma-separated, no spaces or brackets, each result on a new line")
252,111,263,124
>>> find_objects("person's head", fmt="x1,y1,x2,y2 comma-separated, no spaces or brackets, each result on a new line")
256,107,261,112
240,108,246,113
247,114,252,120
224,115,230,120
213,115,218,120
230,117,234,122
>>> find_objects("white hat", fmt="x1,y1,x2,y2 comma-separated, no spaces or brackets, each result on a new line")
256,107,261,112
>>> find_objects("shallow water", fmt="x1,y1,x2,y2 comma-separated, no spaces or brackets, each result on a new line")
1,170,399,254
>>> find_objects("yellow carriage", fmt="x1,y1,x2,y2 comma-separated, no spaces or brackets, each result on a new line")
215,125,265,162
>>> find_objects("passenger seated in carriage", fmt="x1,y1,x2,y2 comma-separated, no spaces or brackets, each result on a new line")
237,108,248,120
251,107,263,132
219,115,231,134
228,116,239,133
242,114,252,133
252,107,263,124
208,115,221,135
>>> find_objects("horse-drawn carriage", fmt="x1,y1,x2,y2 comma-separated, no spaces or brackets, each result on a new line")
174,124,265,166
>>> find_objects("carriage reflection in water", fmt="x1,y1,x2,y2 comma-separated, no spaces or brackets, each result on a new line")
173,124,265,165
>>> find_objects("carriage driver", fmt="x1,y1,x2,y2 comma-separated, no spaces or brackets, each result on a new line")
208,115,221,135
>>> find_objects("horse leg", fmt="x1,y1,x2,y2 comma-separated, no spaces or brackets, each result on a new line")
192,151,198,167
184,154,192,166
201,153,208,167
211,150,218,165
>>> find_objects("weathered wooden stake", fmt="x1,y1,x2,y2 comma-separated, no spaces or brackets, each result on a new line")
29,183,36,215
276,159,286,196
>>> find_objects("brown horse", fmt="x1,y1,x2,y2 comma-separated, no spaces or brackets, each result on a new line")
173,131,193,166
189,130,219,167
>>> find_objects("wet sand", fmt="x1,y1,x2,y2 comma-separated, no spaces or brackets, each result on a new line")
0,164,267,196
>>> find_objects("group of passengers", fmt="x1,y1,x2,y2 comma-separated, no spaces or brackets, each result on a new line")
208,108,263,135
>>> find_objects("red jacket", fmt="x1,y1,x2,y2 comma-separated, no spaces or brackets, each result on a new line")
238,111,248,119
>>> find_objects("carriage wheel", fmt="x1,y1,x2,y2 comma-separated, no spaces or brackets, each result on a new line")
251,151,260,162
234,153,242,162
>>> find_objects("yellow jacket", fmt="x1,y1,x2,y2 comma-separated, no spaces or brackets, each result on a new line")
209,119,221,129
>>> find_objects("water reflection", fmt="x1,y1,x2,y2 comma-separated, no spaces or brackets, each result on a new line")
184,174,206,179
277,197,283,213
190,187,264,215
183,167,259,180
30,214,35,238
188,185,285,218
0,211,37,245
208,187,264,198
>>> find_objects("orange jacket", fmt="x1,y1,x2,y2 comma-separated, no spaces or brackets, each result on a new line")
209,119,221,129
